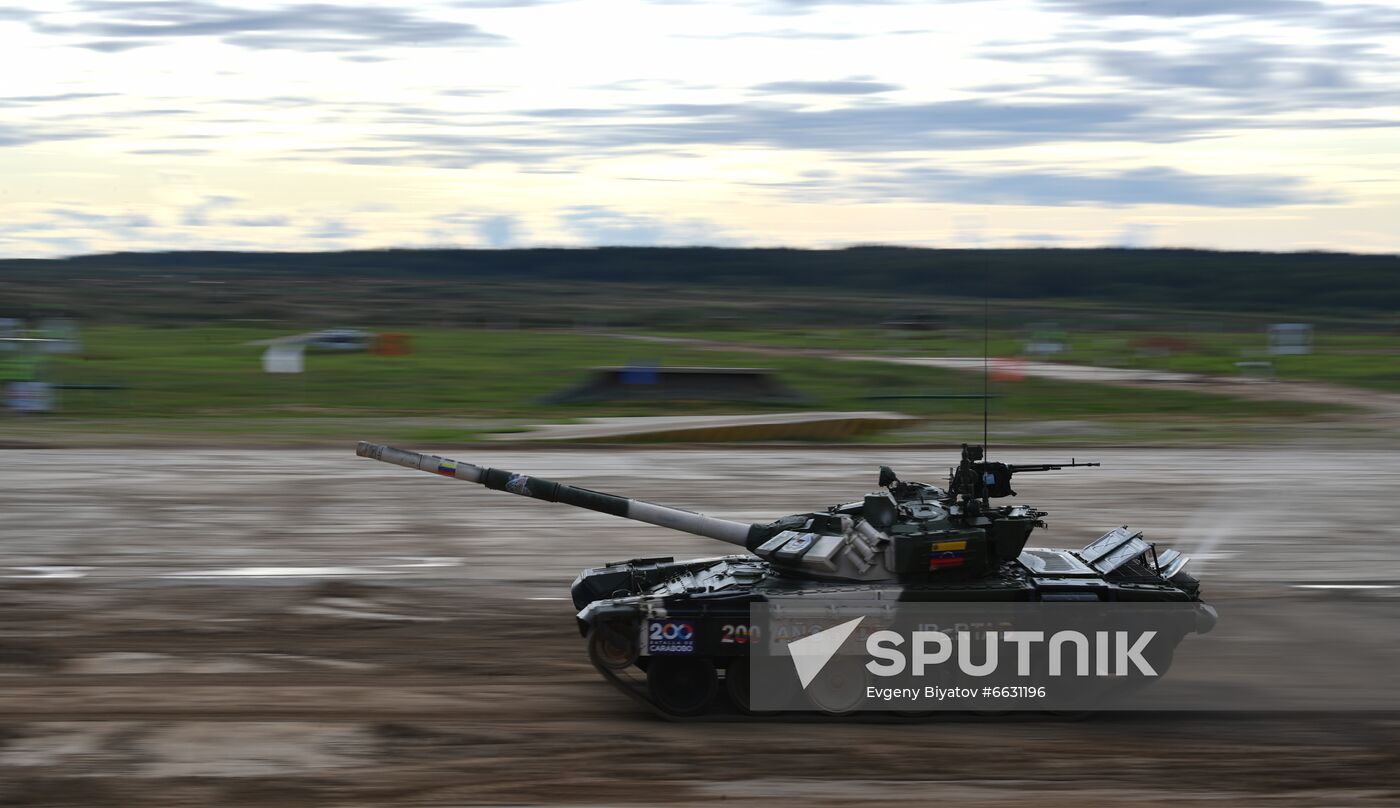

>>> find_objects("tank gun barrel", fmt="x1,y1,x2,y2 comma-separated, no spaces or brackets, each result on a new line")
355,442,757,546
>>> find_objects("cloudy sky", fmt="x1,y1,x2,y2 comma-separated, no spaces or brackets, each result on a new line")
1,0,1397,257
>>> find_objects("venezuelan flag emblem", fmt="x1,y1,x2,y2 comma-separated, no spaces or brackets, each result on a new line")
929,551,967,569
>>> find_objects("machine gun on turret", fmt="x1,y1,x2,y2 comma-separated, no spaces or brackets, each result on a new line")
950,443,1100,501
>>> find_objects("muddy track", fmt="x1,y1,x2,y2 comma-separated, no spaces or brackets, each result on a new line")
2,448,1399,805
2,584,1399,807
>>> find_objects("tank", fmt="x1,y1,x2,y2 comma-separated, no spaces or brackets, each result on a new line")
356,441,1214,717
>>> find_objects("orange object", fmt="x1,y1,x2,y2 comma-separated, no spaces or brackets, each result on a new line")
990,357,1025,382
373,332,411,356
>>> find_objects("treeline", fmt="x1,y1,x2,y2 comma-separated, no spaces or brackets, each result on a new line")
4,246,1397,318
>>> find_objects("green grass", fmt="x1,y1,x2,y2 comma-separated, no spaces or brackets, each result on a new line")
1066,333,1400,391
0,325,1349,445
645,328,1400,392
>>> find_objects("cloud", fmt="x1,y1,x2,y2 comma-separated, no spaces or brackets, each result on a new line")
752,79,899,95
676,28,863,40
305,218,361,240
475,214,524,247
0,92,116,106
2,204,313,257
330,142,562,170
300,95,1264,176
425,211,527,246
180,195,239,226
229,214,291,227
1040,0,1400,32
754,0,929,12
448,0,564,6
79,39,157,52
559,206,736,246
1116,222,1156,247
1012,233,1068,244
839,165,1332,207
47,208,155,230
984,38,1396,114
1094,46,1354,93
128,148,213,155
1040,0,1320,16
0,124,93,148
0,236,93,258
521,99,1220,152
13,208,160,245
29,1,506,52
102,108,199,118
223,95,322,107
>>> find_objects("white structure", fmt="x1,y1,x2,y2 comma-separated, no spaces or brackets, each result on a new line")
1268,323,1313,356
261,343,306,374
252,328,373,374
5,381,54,412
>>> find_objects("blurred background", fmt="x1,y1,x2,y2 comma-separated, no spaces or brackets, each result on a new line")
3,246,1397,447
4,0,1400,802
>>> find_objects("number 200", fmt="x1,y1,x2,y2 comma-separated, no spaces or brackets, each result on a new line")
720,624,757,644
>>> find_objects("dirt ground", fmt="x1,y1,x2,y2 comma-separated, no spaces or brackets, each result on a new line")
2,447,1399,806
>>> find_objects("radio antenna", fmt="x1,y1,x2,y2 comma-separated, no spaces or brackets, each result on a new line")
982,283,989,458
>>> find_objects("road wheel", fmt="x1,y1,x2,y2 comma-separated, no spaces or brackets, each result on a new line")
647,657,717,716
725,657,754,714
587,622,637,671
803,656,867,715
